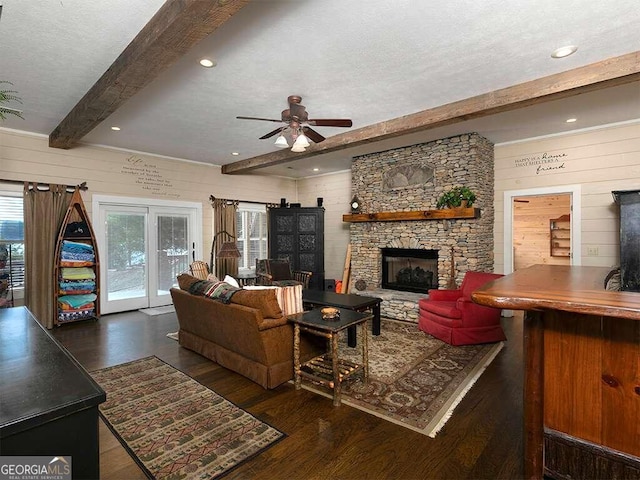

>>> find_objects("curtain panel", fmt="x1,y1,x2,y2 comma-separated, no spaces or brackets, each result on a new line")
23,183,72,329
211,198,238,279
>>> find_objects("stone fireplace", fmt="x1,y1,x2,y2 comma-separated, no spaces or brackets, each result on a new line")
348,133,495,322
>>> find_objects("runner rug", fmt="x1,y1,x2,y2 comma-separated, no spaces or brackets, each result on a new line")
302,318,503,438
91,356,285,479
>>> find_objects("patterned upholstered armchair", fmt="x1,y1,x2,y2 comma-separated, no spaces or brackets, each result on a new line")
255,259,312,288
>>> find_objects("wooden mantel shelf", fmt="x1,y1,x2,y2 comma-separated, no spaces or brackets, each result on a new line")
342,207,480,222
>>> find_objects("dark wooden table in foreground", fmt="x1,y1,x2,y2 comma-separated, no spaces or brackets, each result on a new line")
472,265,640,480
302,290,381,347
0,306,106,480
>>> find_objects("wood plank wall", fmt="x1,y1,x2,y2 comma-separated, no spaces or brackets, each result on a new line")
513,194,571,270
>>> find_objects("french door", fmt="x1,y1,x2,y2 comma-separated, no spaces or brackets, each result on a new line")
93,196,202,314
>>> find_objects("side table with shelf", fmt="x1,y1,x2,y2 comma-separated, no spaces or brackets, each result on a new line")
288,308,370,406
550,214,571,257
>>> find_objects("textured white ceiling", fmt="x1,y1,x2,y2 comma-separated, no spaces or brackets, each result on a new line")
1,0,639,178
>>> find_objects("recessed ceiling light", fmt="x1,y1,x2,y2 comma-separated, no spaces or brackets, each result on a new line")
199,58,216,68
566,118,577,123
111,126,121,131
313,168,320,172
231,152,239,156
551,45,578,58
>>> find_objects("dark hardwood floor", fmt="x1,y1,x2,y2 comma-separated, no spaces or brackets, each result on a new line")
51,310,525,480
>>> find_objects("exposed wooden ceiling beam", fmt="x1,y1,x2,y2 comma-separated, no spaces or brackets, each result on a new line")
222,51,640,175
49,0,249,149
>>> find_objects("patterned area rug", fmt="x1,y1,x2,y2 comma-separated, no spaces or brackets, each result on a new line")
302,319,503,437
91,356,285,479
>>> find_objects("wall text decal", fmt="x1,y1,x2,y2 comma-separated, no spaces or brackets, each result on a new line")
120,155,179,197
514,152,568,175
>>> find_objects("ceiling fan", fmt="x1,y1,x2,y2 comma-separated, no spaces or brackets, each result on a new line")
236,95,352,150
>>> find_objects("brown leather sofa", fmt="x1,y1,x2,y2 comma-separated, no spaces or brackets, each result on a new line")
170,275,321,389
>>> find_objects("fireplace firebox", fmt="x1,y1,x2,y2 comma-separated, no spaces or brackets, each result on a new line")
381,248,438,293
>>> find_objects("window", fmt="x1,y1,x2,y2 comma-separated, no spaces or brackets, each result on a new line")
0,193,25,300
235,203,267,273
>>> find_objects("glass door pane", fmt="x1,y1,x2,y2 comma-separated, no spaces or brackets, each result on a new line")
101,206,148,313
95,197,200,314
149,209,192,307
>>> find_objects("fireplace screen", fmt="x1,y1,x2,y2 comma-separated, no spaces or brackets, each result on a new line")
381,248,438,293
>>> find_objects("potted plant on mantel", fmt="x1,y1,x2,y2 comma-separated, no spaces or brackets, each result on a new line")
0,81,24,120
436,186,477,209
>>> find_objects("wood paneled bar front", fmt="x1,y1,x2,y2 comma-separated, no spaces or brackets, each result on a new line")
472,265,640,480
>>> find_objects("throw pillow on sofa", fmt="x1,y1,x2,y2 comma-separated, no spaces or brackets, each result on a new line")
223,274,240,288
203,281,241,304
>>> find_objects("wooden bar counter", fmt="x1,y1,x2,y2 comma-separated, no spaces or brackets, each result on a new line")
472,265,640,480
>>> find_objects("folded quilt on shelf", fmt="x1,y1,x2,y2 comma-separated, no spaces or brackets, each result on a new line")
58,308,95,322
59,279,96,295
60,260,94,267
58,293,97,309
61,267,96,280
62,240,94,254
61,251,95,262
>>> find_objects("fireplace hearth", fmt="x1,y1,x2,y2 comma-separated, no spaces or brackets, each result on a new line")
381,248,438,294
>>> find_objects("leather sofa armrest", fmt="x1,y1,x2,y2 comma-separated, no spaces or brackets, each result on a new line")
257,315,289,331
428,289,462,301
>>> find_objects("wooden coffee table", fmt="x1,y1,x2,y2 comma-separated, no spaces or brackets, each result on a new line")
302,290,382,347
288,308,370,406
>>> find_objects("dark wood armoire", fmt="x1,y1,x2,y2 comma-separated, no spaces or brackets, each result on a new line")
613,189,640,291
268,206,324,290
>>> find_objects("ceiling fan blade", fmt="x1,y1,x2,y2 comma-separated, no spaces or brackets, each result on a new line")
237,116,282,123
259,127,284,140
302,126,325,143
307,118,353,127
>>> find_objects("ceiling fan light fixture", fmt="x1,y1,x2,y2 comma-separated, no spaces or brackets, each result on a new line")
291,143,306,153
293,132,310,148
274,134,289,148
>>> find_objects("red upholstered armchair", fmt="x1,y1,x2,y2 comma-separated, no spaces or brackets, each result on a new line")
418,271,506,346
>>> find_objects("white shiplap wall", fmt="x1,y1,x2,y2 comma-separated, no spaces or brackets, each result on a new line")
0,129,297,259
296,170,352,282
494,121,640,274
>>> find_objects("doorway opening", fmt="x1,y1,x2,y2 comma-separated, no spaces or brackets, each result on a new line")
92,195,202,314
504,185,581,275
